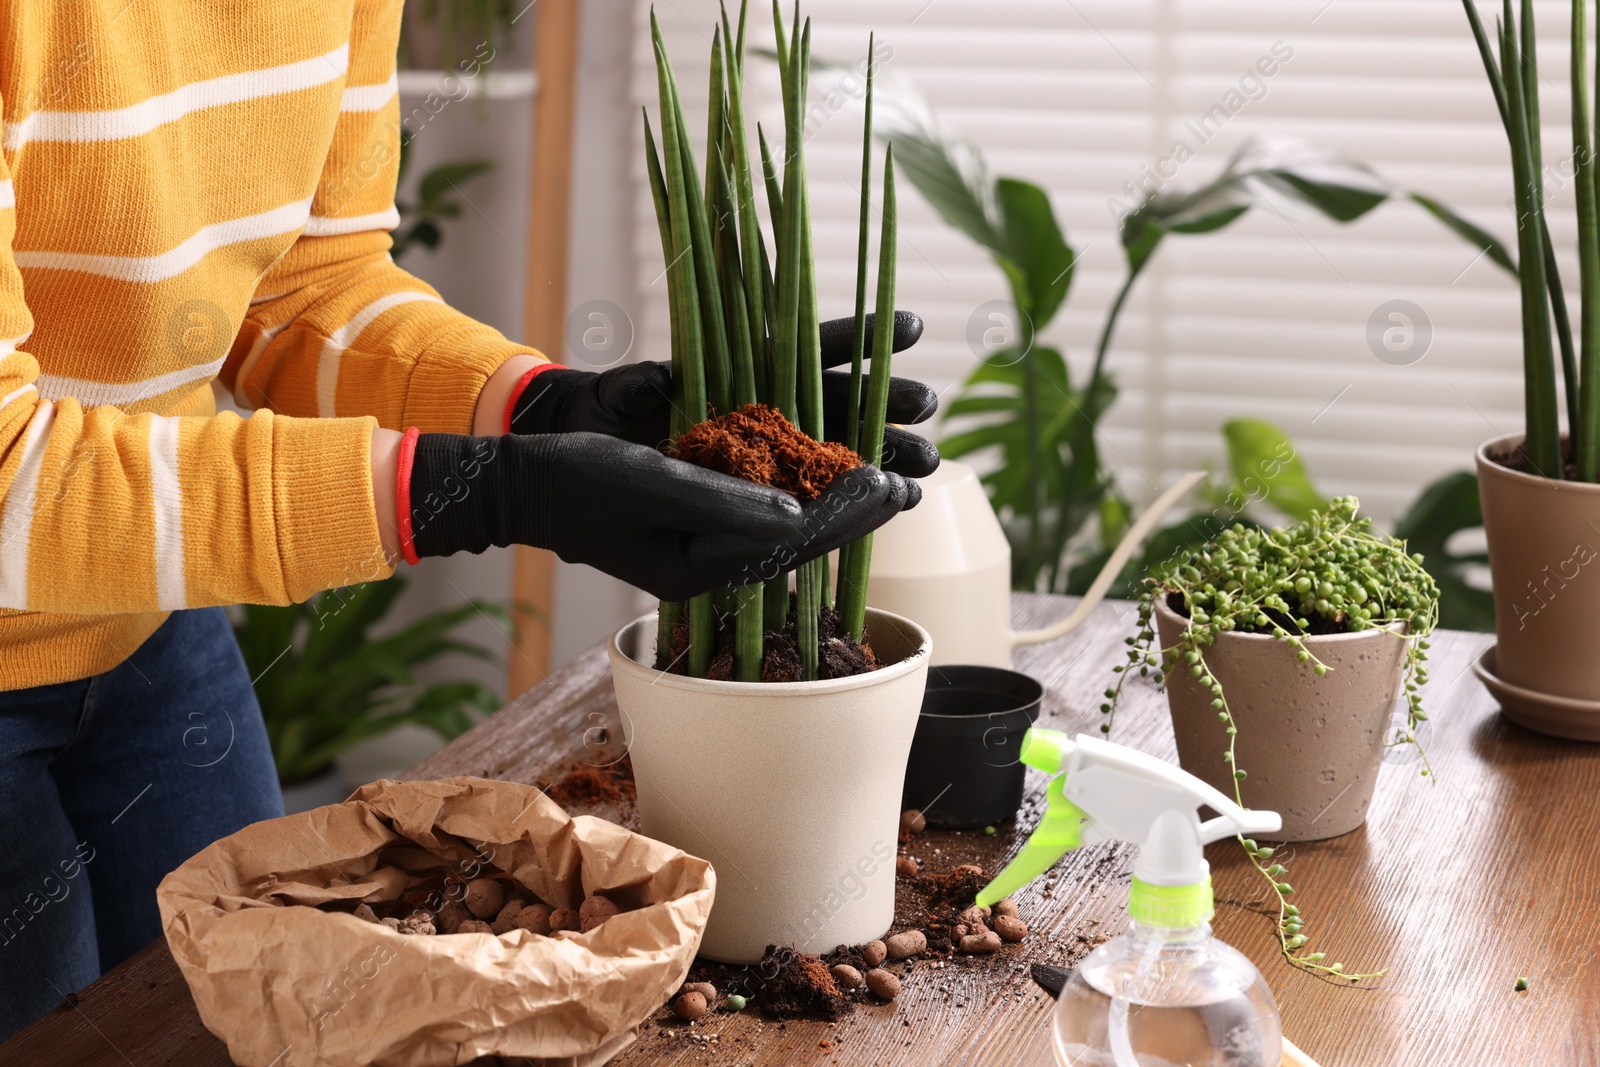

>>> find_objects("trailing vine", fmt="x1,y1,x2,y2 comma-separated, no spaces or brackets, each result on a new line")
1100,497,1439,982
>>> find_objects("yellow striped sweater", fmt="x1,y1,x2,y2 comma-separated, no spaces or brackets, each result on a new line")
0,0,543,689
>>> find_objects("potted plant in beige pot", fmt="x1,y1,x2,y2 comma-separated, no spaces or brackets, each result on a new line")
1101,498,1438,982
1103,498,1437,843
1460,1,1600,738
607,6,933,964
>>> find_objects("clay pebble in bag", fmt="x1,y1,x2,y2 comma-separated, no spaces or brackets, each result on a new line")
157,777,715,1067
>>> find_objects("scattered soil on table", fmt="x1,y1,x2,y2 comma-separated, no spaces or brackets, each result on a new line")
539,754,635,809
662,597,880,682
753,947,852,1020
668,402,861,501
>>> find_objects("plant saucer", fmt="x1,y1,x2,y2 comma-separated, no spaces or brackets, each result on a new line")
1473,645,1600,742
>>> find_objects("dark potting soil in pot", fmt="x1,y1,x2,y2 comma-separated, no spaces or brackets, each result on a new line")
661,597,880,682
668,402,862,500
1487,436,1582,480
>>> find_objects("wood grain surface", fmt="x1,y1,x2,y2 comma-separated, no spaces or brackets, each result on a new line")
4,595,1596,1067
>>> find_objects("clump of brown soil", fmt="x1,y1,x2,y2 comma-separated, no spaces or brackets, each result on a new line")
668,403,861,501
751,945,851,1020
662,596,879,682
537,755,638,827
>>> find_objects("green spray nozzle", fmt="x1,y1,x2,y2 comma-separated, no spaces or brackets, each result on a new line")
975,728,1282,912
974,773,1085,907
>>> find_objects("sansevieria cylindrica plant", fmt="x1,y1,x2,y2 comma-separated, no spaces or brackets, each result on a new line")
644,1,898,681
1462,0,1600,479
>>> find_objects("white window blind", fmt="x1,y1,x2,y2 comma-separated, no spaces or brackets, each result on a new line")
629,0,1568,523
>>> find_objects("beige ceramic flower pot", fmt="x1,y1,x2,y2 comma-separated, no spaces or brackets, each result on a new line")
1477,435,1600,723
1154,597,1406,842
608,608,931,964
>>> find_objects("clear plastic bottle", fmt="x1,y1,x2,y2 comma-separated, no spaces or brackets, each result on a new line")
1052,918,1282,1067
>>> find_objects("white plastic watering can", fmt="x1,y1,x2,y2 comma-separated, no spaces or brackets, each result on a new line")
865,462,1205,667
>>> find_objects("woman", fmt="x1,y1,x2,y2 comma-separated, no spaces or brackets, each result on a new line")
0,0,936,1039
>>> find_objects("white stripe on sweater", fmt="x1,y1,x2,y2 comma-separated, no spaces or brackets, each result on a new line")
148,416,188,611
3,45,350,150
316,291,441,417
0,384,36,412
340,74,399,112
15,197,314,284
0,180,12,210
303,207,400,237
36,356,228,408
0,401,55,609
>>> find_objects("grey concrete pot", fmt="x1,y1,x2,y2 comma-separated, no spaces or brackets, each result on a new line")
1154,597,1407,842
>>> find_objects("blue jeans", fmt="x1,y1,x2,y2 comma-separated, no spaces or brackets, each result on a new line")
0,607,283,1040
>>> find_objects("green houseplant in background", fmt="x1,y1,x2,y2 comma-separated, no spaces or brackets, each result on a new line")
233,576,503,788
849,73,1509,625
392,138,494,263
1458,0,1600,737
401,0,518,74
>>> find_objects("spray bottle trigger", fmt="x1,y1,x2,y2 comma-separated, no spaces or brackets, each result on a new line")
974,774,1085,908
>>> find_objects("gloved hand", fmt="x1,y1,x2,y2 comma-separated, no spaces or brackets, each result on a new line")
399,430,920,601
505,311,940,479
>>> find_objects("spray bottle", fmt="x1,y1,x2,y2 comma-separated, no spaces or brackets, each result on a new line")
976,729,1284,1067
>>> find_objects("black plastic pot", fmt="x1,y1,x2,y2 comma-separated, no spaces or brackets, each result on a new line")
901,665,1043,830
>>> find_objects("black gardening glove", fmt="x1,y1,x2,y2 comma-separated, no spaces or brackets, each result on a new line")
507,311,940,478
403,432,920,601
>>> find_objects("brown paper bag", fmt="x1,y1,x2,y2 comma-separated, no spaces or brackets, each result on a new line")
157,776,715,1067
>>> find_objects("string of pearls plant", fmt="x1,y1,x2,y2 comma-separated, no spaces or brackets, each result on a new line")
1100,497,1439,982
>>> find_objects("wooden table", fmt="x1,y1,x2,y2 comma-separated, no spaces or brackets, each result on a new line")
4,595,1597,1067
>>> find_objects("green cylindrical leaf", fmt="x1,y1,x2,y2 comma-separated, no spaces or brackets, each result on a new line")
734,581,763,681
1499,1,1563,476
1576,0,1600,480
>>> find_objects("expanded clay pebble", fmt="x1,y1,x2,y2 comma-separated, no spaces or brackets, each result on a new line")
351,904,378,923
994,915,1028,942
830,964,864,990
682,982,718,1002
464,879,504,920
397,912,436,936
952,864,985,878
549,908,579,932
959,929,1002,955
672,992,708,1022
885,931,926,959
993,898,1019,918
437,900,471,934
860,940,887,967
900,810,926,836
895,855,918,877
579,895,620,932
957,905,988,929
865,969,901,1001
456,919,493,934
491,899,527,934
380,917,402,931
515,904,553,935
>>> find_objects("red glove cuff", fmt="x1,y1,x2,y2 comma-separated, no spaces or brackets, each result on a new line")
396,426,421,566
503,360,569,434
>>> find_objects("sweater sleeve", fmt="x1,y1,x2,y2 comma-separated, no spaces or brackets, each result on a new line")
221,0,549,435
0,143,393,615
